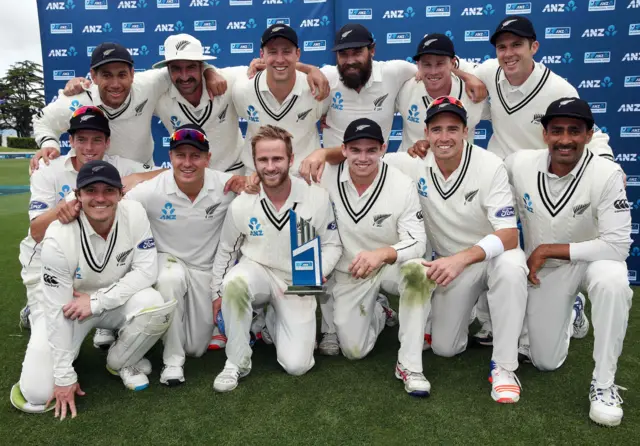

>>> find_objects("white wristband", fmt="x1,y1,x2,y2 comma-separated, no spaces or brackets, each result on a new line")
475,234,504,261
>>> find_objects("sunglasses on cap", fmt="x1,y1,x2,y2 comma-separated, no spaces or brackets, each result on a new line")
428,96,465,110
170,128,209,144
72,105,106,118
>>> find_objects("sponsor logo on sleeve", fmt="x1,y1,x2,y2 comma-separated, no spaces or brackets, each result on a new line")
137,238,156,249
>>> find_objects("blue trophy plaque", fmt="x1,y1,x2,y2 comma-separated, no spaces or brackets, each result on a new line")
285,209,325,295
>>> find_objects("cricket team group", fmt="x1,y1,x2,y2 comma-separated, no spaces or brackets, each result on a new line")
9,14,633,427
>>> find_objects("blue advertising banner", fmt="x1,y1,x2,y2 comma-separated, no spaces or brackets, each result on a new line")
36,0,640,281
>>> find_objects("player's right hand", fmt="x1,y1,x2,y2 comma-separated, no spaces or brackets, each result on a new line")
30,147,61,174
63,77,91,96
48,383,85,420
244,172,261,194
56,199,82,224
247,58,266,79
298,149,327,185
407,140,429,159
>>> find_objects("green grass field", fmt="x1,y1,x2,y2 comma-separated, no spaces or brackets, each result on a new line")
0,159,638,444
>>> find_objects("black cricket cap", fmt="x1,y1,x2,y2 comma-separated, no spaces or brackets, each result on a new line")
331,24,374,52
68,106,110,137
413,33,455,60
424,96,468,126
261,24,298,48
343,118,385,144
170,123,210,152
540,97,595,130
490,16,537,46
76,160,123,189
90,42,134,70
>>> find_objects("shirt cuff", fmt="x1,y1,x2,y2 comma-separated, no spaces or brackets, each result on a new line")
569,241,594,262
90,292,104,316
54,368,78,387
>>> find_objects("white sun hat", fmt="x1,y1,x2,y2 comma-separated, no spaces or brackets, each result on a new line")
152,34,216,69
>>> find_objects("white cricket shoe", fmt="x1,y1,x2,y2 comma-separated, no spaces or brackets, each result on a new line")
395,362,431,397
213,363,250,392
589,381,625,427
19,305,30,330
518,344,532,364
473,326,493,346
318,332,339,356
160,365,185,387
119,366,149,391
261,326,274,345
422,333,432,351
208,325,227,351
136,357,152,375
571,294,590,339
93,328,116,350
377,294,398,327
10,383,54,413
489,361,521,403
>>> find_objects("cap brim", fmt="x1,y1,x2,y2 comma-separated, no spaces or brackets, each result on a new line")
413,50,455,61
540,113,594,129
169,140,209,152
68,124,110,137
331,41,372,52
343,135,385,144
261,35,298,48
77,176,123,189
90,58,134,70
490,29,536,46
425,108,468,126
152,54,217,69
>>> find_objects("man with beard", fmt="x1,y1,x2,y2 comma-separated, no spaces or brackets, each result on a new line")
125,124,235,386
212,125,342,392
506,98,632,426
395,33,488,151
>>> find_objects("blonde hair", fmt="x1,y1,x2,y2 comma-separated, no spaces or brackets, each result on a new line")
250,125,294,159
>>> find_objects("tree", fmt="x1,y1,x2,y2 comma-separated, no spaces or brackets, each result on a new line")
0,61,45,137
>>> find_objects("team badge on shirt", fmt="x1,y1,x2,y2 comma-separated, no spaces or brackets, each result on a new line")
331,92,344,111
373,94,389,111
297,108,313,122
170,116,182,128
218,104,228,123
372,213,392,227
116,248,133,266
247,105,259,122
523,193,534,213
407,104,420,123
205,204,219,219
248,217,264,236
160,202,177,220
464,189,479,204
572,203,591,217
531,113,544,125
135,99,148,117
417,178,428,197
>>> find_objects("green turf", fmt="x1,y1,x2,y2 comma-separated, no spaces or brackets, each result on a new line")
0,159,30,186
0,147,38,153
0,160,638,444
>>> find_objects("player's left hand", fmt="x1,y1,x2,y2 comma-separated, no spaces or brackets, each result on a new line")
464,73,488,103
349,250,386,279
48,383,85,420
223,175,246,195
307,67,330,101
212,298,222,325
63,77,91,96
63,291,93,321
407,140,429,159
204,68,227,98
247,58,266,79
245,172,261,194
422,255,467,286
526,246,548,285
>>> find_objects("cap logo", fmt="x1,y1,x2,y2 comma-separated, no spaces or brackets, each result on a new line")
559,99,575,107
92,166,105,173
502,19,517,28
341,29,353,40
423,38,438,47
355,124,370,132
79,115,95,122
438,103,448,109
175,40,190,51
272,26,284,33
102,48,115,58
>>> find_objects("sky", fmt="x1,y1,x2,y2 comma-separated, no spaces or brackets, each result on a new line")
0,0,43,77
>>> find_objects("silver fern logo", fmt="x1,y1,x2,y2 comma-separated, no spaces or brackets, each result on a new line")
573,203,590,217
373,93,389,110
297,108,313,122
116,248,133,265
464,189,479,204
218,104,228,123
175,40,190,51
205,203,219,219
135,99,148,116
373,213,392,227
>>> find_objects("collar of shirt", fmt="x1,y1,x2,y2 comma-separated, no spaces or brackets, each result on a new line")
169,80,210,109
426,141,470,184
258,175,306,215
63,149,78,172
339,159,385,198
88,83,133,113
419,73,463,105
164,168,219,205
539,147,590,179
361,60,383,91
497,61,544,99
258,70,304,105
78,205,120,247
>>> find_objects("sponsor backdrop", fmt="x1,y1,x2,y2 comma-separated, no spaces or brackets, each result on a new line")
37,0,640,280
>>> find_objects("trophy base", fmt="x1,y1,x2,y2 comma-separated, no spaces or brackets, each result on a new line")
284,285,326,296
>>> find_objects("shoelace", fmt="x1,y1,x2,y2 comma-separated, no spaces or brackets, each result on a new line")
591,384,627,406
495,367,524,391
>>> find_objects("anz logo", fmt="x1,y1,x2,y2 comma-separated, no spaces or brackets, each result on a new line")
382,7,416,19
117,0,147,7
461,4,496,15
82,23,113,33
160,202,177,220
540,52,573,64
542,1,578,12
248,217,264,236
226,19,257,30
300,16,331,27
46,0,76,10
614,153,637,162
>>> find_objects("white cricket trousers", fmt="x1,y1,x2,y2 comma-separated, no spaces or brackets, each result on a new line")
222,258,317,376
330,259,431,373
430,249,528,371
524,260,632,387
19,289,163,405
155,253,214,367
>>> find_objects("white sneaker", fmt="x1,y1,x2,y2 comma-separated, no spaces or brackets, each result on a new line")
136,358,152,375
571,294,590,339
213,363,250,392
489,361,521,403
473,326,493,346
93,328,116,350
119,366,149,391
377,294,398,327
318,332,339,356
160,365,185,387
19,305,30,330
518,344,532,364
589,381,625,427
422,333,432,351
395,362,431,397
261,326,274,345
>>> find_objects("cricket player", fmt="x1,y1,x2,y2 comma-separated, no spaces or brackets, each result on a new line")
384,97,528,402
212,125,342,391
125,124,236,386
396,33,488,152
10,161,176,418
17,106,159,347
506,98,632,426
31,42,225,168
316,118,434,397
